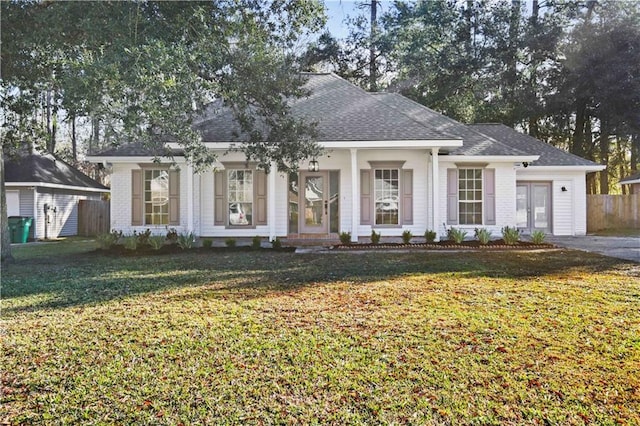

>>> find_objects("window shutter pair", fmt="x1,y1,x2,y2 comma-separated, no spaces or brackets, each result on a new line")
360,169,413,225
131,169,180,226
213,169,267,226
446,168,495,225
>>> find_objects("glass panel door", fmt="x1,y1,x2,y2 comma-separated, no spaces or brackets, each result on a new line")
533,184,550,230
516,182,551,234
301,172,328,234
516,185,529,229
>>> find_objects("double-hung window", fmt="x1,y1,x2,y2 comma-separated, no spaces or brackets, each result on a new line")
447,166,495,226
458,168,483,225
132,167,179,227
214,164,268,228
374,169,400,225
361,162,413,227
227,169,253,226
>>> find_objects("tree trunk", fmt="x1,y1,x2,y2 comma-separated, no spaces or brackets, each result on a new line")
1,151,14,264
71,112,77,161
572,101,587,158
631,133,639,172
368,0,378,92
599,120,610,194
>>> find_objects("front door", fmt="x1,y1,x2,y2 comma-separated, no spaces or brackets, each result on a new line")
516,182,551,234
300,171,329,234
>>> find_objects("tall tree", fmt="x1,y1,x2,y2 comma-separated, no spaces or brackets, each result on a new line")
1,0,325,262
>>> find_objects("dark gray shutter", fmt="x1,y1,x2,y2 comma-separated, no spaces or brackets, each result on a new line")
131,169,143,226
255,170,268,226
402,169,413,225
360,170,372,225
484,168,496,225
214,170,225,226
168,170,180,226
447,168,459,225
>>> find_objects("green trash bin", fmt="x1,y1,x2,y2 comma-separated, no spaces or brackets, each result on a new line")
8,216,33,243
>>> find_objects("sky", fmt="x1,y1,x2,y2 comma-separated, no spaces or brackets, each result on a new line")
323,1,393,39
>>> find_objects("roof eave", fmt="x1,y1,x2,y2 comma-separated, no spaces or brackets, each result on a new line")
442,155,540,163
524,165,606,172
6,182,109,192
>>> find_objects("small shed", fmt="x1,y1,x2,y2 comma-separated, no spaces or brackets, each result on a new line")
4,153,109,240
619,172,640,194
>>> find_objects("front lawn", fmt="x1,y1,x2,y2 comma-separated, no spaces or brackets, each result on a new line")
2,242,639,424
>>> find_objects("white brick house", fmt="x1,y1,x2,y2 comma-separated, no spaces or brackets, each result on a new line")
88,73,604,241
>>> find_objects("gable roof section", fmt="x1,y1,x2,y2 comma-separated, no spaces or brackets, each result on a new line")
194,72,456,143
5,153,109,191
469,123,602,167
372,93,529,157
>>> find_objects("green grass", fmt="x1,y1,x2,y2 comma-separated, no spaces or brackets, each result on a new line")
2,242,640,425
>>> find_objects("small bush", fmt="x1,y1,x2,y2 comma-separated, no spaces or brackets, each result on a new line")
135,229,152,247
165,227,178,244
502,226,521,245
148,236,165,250
177,232,196,250
401,230,413,244
97,230,122,250
225,238,237,248
531,230,546,244
123,235,138,251
271,237,282,250
339,231,352,245
474,228,492,245
424,230,437,243
370,230,381,244
252,235,262,250
447,227,468,244
202,238,213,248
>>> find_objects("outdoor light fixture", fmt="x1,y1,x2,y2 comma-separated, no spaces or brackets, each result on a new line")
522,162,529,168
308,159,319,172
561,186,568,192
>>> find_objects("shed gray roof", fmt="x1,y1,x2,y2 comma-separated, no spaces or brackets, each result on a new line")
469,124,601,167
5,153,109,190
620,171,640,184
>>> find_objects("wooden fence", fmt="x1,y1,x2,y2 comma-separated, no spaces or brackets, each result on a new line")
587,194,640,232
78,199,110,236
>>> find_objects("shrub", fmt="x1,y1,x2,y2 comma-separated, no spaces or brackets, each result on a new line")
177,232,196,250
148,236,165,250
135,229,152,247
502,226,521,245
165,227,178,244
123,235,138,251
424,230,437,243
271,237,282,250
202,238,213,248
447,227,468,244
252,235,262,250
370,230,381,244
339,231,352,245
401,230,413,244
225,238,236,247
97,230,122,250
531,230,546,244
474,228,492,245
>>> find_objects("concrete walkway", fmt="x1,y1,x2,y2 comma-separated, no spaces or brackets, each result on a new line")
546,235,640,263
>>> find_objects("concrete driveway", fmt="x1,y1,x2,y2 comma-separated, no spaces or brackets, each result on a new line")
546,235,640,263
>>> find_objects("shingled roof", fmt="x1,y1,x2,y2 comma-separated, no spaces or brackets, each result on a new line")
469,124,601,167
371,93,528,156
192,72,456,142
5,153,108,190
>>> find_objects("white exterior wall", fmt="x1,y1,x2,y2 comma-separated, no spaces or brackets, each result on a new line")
516,169,588,236
32,188,102,239
438,161,517,237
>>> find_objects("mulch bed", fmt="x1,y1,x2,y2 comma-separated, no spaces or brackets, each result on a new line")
331,239,555,250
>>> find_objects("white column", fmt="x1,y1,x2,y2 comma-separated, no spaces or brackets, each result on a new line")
187,164,194,233
431,147,440,241
350,148,359,242
268,162,277,241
